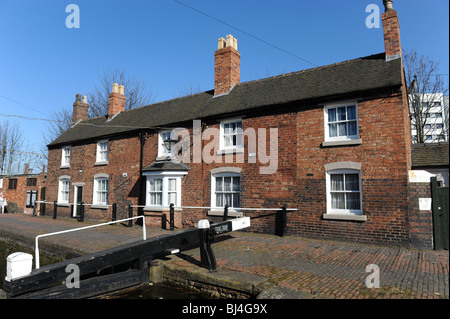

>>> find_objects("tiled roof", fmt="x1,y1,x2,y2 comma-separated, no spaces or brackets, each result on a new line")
48,53,403,147
411,143,449,168
142,161,190,172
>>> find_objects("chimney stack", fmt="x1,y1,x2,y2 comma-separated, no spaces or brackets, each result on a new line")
72,93,89,123
108,83,126,116
382,0,402,61
214,34,240,95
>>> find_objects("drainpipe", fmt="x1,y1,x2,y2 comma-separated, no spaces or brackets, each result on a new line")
138,131,147,223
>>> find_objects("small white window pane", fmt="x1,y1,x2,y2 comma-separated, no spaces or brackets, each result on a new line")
337,107,346,121
331,174,344,191
168,178,176,192
348,121,357,136
347,193,361,210
329,123,337,137
216,177,223,191
150,193,162,206
345,174,359,191
224,177,232,191
232,194,240,208
331,193,345,209
347,105,356,120
168,192,177,205
224,123,232,134
338,122,347,136
216,194,223,207
224,193,232,206
328,108,336,122
155,179,162,191
232,177,240,192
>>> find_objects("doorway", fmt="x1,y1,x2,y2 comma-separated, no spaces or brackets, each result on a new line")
73,185,84,218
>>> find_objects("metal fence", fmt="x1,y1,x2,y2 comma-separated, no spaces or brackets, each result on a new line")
33,201,298,236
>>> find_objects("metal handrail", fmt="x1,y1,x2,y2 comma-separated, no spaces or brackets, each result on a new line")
34,215,146,269
130,204,298,211
34,200,113,207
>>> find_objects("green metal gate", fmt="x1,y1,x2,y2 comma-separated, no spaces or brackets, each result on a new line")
431,177,449,250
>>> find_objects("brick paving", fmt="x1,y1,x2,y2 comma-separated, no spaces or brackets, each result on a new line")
0,213,448,299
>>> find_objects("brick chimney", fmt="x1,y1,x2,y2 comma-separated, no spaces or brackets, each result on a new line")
108,83,126,116
382,0,402,61
214,34,240,95
72,93,89,123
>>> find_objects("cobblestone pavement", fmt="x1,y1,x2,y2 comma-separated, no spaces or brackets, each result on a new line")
1,214,448,299
202,232,449,299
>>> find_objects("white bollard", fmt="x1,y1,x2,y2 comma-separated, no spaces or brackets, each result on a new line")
5,252,33,281
198,219,210,229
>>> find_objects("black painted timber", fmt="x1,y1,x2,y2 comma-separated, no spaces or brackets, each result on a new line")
3,220,236,298
3,227,201,297
18,269,146,299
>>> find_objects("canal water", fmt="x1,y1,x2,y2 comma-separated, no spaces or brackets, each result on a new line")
0,238,209,299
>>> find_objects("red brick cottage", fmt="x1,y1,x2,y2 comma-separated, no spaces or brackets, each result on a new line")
46,2,416,247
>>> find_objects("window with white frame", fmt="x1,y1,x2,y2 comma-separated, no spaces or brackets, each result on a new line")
326,169,362,215
324,103,359,141
148,177,163,206
93,175,109,206
96,140,108,164
26,190,38,208
220,119,243,150
61,147,71,167
144,172,186,208
158,131,173,158
211,172,240,209
58,177,70,204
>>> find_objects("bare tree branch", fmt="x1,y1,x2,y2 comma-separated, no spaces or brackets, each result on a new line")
404,48,449,143
87,68,157,118
0,119,29,175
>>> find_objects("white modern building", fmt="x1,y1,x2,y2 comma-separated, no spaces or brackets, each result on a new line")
410,93,449,143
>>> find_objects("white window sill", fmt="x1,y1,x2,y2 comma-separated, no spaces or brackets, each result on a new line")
94,161,108,166
216,147,244,155
208,209,244,217
60,165,70,169
144,206,183,212
91,204,108,210
322,139,362,147
322,213,367,221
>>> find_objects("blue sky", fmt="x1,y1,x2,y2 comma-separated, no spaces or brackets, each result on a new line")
0,0,449,171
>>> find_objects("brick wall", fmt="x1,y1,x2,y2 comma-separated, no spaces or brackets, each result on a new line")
286,91,410,246
408,182,433,249
46,87,412,247
46,133,143,221
0,173,46,214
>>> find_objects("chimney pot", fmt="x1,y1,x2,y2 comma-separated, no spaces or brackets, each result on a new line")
383,0,394,12
112,83,119,94
218,37,226,50
118,85,125,95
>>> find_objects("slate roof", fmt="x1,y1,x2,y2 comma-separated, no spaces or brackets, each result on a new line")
142,161,190,172
411,143,449,168
48,53,403,148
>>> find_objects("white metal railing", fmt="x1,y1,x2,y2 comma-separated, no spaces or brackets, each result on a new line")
34,201,298,212
34,215,146,269
130,204,298,211
34,200,113,207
